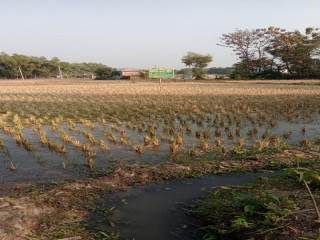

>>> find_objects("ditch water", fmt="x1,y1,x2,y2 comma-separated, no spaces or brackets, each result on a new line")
0,114,319,189
86,172,277,240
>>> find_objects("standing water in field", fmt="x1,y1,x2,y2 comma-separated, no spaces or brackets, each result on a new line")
85,172,276,240
0,112,319,189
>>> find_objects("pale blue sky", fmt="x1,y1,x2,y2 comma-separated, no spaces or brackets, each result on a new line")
1,0,319,69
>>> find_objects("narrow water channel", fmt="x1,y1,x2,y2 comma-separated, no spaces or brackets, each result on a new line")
86,172,276,240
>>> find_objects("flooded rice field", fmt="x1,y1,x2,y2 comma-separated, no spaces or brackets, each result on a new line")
0,112,319,188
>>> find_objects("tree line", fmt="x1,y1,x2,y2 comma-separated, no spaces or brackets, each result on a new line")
0,52,114,79
4,26,320,81
220,27,320,79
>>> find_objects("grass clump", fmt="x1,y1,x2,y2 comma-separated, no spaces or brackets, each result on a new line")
193,175,301,239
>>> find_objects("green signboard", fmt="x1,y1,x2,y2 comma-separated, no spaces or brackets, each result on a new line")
149,69,174,79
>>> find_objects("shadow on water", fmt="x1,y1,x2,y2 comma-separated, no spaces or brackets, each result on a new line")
85,172,278,240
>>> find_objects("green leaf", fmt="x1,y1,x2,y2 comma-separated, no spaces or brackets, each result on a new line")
231,217,253,228
244,205,255,215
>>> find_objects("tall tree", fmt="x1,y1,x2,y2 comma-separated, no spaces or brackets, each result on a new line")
181,52,212,79
220,27,320,79
94,66,115,80
267,28,320,77
219,28,277,76
0,52,18,78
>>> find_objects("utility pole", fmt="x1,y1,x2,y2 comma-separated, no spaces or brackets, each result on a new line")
58,66,63,79
18,67,25,80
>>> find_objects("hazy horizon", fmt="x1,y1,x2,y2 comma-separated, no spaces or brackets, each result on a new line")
1,0,320,69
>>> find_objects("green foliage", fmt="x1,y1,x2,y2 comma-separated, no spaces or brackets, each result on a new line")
0,52,113,79
267,28,320,78
181,52,212,79
220,27,320,79
231,217,254,228
229,147,250,156
194,181,298,239
285,167,320,185
94,66,116,80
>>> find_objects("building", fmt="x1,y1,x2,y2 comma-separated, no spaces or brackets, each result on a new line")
53,73,63,79
115,68,144,80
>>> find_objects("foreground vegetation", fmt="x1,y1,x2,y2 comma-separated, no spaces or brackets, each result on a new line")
193,167,320,240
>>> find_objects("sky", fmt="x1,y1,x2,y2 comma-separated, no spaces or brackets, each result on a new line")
1,0,320,69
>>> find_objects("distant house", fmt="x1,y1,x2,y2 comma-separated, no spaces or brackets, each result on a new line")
114,69,143,80
53,73,62,79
